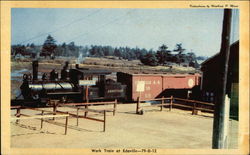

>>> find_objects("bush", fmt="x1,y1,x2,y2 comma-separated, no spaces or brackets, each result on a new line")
140,53,158,66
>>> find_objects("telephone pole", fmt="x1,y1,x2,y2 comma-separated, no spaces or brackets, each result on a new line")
212,9,232,149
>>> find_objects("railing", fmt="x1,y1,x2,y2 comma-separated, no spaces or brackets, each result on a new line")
11,100,117,133
57,105,107,132
136,96,214,116
50,99,117,117
136,96,173,114
11,107,69,135
173,97,214,114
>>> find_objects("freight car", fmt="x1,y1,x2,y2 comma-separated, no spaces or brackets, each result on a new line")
117,72,201,101
16,61,126,105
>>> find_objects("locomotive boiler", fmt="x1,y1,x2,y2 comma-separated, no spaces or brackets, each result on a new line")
19,60,126,104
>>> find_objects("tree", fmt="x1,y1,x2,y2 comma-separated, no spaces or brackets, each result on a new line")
156,44,171,65
114,48,122,57
174,43,185,54
186,52,196,63
81,46,90,57
89,45,97,56
133,47,143,60
89,45,104,57
12,45,26,56
61,42,67,56
55,45,63,56
96,46,104,57
173,43,186,64
140,52,158,66
30,43,35,48
186,52,199,68
26,43,38,58
40,35,57,59
68,42,79,57
103,46,114,56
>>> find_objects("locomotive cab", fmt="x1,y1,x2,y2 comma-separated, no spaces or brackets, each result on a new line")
68,65,126,101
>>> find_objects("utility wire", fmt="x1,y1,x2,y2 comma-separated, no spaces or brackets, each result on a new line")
18,9,103,45
66,9,136,44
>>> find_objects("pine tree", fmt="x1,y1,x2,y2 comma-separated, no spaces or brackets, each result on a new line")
156,44,171,65
40,35,57,59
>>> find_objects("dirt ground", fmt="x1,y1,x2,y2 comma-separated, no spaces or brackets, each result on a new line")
10,58,238,149
11,104,219,149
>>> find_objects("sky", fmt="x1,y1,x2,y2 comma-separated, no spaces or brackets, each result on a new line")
11,8,239,57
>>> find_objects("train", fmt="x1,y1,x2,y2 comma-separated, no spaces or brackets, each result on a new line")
15,60,126,106
12,60,201,106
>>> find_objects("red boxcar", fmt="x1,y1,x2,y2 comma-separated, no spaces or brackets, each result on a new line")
117,72,201,101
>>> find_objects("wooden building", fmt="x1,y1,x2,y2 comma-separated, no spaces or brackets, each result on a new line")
201,40,239,119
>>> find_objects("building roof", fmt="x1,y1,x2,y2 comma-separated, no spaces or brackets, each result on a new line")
201,40,239,67
71,68,112,75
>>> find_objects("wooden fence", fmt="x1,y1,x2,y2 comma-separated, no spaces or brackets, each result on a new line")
173,97,214,114
11,106,69,135
136,96,214,115
11,100,117,133
56,105,107,132
50,99,117,117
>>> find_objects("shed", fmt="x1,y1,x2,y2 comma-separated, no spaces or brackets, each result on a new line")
201,40,239,119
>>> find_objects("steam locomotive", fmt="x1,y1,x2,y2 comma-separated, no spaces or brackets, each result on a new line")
18,60,126,105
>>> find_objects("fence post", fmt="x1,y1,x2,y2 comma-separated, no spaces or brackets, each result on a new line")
192,103,197,115
161,97,164,111
16,108,21,124
103,110,106,132
113,99,117,116
136,97,140,114
53,101,57,120
76,108,79,126
84,105,88,117
65,112,69,135
170,96,173,111
41,110,44,129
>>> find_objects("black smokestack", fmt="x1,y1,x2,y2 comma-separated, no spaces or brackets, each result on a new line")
76,64,79,69
64,61,69,69
32,60,38,81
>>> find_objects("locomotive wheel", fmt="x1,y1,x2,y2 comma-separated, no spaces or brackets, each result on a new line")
32,94,39,100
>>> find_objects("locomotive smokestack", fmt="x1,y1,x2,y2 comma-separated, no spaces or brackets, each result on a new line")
32,60,38,81
61,61,70,80
76,64,79,69
64,61,69,69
